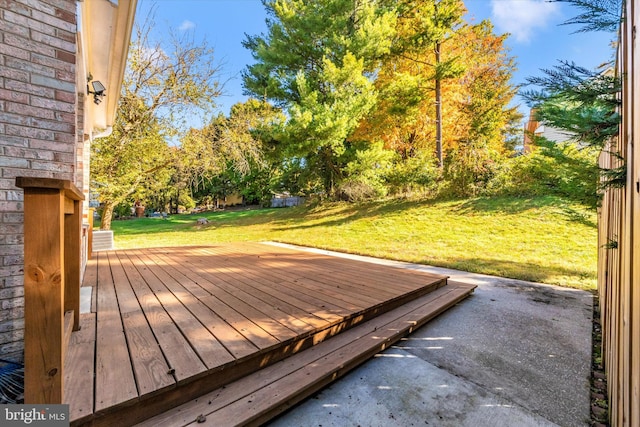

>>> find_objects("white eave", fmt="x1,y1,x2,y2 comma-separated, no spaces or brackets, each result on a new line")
77,0,137,136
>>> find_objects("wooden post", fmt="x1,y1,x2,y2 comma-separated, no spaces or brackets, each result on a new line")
88,208,94,259
16,177,84,404
65,196,82,331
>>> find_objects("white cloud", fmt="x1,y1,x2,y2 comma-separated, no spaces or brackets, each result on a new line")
491,0,560,43
178,20,196,31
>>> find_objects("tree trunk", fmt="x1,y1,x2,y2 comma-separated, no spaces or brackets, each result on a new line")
435,40,443,168
100,201,116,230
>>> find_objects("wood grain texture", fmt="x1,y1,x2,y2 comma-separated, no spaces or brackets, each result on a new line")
65,198,82,330
16,176,84,200
22,189,65,404
65,314,96,422
597,4,640,425
66,243,453,426
139,283,475,427
143,249,259,359
18,177,87,404
107,252,175,397
129,249,236,368
115,250,207,382
94,251,138,412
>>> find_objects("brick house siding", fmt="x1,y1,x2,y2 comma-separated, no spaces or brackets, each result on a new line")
0,0,78,363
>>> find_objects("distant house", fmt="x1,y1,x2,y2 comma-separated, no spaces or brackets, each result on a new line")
522,108,574,153
523,67,615,153
215,193,243,208
0,0,137,362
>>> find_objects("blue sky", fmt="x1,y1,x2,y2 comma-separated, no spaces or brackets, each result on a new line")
138,0,617,121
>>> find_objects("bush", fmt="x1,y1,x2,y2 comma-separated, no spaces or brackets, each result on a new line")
439,143,508,198
486,141,600,208
386,153,441,197
338,141,392,201
485,154,545,197
114,201,133,218
337,179,385,202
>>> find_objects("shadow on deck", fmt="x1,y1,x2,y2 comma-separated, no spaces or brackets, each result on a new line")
65,242,474,426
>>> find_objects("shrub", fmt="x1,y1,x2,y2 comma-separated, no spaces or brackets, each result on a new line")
338,141,393,201
386,153,441,197
441,146,502,198
487,141,600,208
337,179,385,202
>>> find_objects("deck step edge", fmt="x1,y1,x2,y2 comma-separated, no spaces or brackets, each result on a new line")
137,282,476,427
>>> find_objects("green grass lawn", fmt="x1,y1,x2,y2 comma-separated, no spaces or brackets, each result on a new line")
109,195,598,290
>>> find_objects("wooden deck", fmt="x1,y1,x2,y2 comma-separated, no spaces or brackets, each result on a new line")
64,242,474,426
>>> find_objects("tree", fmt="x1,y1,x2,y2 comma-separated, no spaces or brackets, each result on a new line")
443,21,521,195
523,62,620,150
179,98,283,198
91,96,172,227
242,0,396,196
390,0,466,167
352,1,470,160
556,0,623,33
353,16,519,195
521,0,623,207
91,13,222,229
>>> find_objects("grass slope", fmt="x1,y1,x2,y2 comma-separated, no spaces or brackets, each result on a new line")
111,195,597,289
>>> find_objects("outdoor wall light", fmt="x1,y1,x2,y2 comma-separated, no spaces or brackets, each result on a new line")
87,80,106,105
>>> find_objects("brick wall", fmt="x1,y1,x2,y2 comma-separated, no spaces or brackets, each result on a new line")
0,0,78,362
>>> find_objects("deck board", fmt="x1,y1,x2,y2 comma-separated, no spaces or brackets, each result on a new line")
199,244,421,297
115,250,207,382
138,249,260,359
64,314,95,422
106,252,175,397
237,251,409,304
130,249,236,368
181,248,343,325
67,242,455,426
158,247,320,326
138,283,476,427
181,254,329,332
94,252,138,412
142,249,258,359
195,248,361,315
151,248,302,344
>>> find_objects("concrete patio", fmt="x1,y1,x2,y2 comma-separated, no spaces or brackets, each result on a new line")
267,244,593,427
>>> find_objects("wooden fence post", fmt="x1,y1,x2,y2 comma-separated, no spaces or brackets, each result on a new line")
16,177,84,404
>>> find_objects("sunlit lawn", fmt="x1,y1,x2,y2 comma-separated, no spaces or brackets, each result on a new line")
110,195,598,289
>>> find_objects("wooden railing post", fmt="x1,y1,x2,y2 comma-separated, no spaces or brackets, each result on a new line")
88,207,94,259
65,193,82,330
16,177,84,404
